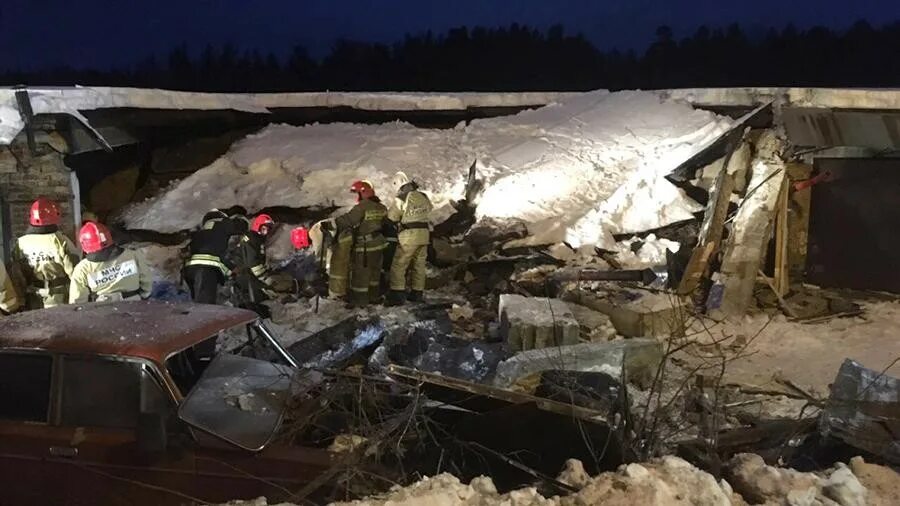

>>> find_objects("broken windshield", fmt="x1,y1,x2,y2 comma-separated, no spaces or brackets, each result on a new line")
178,353,295,452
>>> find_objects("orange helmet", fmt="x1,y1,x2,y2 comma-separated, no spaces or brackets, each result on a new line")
79,221,114,254
250,214,274,235
30,197,61,226
350,180,375,202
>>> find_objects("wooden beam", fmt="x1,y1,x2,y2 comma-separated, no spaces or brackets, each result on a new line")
773,177,790,296
677,169,735,295
785,163,813,279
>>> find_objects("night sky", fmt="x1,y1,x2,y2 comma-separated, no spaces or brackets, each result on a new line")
2,0,898,70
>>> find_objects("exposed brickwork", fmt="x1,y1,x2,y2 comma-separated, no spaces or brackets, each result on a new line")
0,132,74,241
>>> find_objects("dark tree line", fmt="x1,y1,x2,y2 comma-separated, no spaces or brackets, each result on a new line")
2,21,899,91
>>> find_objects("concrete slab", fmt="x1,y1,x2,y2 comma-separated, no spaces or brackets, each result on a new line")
566,289,690,338
498,294,580,351
493,338,663,389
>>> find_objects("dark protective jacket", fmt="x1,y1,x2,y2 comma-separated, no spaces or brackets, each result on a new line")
184,216,248,277
236,232,270,282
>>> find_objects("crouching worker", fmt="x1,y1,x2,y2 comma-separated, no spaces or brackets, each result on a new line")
232,214,276,317
183,209,248,304
386,181,433,306
10,198,78,309
69,222,152,304
325,180,387,307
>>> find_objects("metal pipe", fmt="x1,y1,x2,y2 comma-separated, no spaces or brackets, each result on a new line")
253,320,300,369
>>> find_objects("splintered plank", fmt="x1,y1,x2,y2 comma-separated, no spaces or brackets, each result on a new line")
677,169,735,295
773,177,790,296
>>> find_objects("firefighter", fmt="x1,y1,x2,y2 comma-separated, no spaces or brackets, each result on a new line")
0,262,21,315
386,181,433,306
324,180,387,307
9,197,78,309
69,221,152,304
232,213,276,316
182,209,248,304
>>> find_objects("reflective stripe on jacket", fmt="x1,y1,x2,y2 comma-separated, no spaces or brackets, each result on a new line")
388,190,433,247
11,232,78,290
69,249,152,304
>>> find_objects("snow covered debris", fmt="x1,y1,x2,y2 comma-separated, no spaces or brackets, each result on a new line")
218,455,900,506
330,456,737,506
614,233,681,269
121,90,731,246
728,453,870,506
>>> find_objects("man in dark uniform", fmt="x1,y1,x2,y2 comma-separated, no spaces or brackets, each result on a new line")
233,213,276,317
182,208,248,304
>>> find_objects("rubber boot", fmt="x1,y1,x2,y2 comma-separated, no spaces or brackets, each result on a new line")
408,290,424,303
384,290,406,307
346,291,368,309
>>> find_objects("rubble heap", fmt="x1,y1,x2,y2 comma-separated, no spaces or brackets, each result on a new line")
221,454,900,506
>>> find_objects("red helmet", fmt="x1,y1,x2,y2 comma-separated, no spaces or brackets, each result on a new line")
350,180,375,202
291,227,310,249
30,197,61,226
250,214,274,235
79,221,114,254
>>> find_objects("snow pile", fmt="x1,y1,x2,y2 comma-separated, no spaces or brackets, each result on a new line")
218,454,900,506
122,122,470,233
121,90,732,248
472,91,730,248
728,453,868,506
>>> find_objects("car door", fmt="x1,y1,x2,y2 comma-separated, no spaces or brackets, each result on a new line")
42,354,200,506
0,350,56,504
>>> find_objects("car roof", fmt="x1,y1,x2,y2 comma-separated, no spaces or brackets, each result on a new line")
0,301,258,363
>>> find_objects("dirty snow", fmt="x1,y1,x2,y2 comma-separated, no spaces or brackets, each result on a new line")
221,454,900,506
684,300,900,398
121,90,730,248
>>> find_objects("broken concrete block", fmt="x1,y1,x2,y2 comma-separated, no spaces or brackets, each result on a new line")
568,303,618,341
431,237,474,266
714,130,787,317
493,338,663,389
566,289,689,338
498,294,580,351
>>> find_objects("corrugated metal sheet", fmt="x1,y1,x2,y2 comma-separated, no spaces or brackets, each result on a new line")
783,107,900,149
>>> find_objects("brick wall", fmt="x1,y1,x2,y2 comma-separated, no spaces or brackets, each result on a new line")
0,132,75,243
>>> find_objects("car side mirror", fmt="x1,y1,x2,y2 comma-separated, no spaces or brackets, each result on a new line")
136,412,167,455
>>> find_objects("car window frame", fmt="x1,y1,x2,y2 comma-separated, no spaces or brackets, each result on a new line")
0,349,55,425
48,352,179,429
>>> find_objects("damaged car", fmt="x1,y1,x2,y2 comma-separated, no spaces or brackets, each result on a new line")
0,301,329,505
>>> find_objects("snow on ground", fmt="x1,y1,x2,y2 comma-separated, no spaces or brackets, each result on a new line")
222,454,900,506
685,300,900,398
120,90,731,248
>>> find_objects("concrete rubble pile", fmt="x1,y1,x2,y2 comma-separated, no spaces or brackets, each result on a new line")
24,87,897,505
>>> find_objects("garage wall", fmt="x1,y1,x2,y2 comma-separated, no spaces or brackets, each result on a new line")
807,158,900,292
